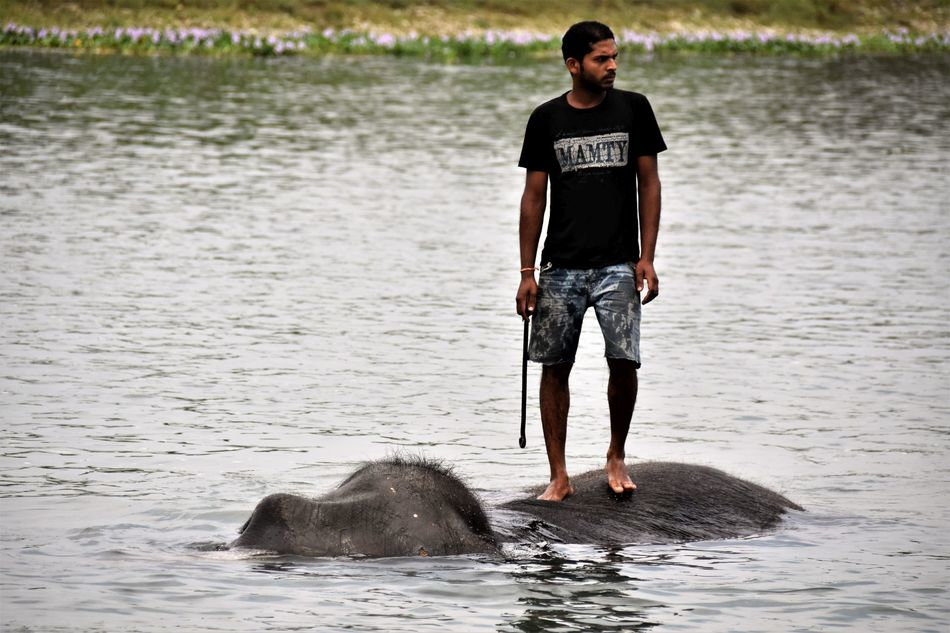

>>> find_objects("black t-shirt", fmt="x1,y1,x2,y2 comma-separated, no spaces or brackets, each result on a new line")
518,88,667,268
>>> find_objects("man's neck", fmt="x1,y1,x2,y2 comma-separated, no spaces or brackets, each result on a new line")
567,85,607,109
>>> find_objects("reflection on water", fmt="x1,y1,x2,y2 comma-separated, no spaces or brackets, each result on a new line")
1,49,948,631
505,551,662,632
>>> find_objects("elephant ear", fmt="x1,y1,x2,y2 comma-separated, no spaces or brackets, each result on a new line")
424,460,494,540
356,454,497,543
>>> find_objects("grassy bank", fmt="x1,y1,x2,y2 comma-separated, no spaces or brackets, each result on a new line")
3,23,947,60
2,0,948,59
4,0,949,34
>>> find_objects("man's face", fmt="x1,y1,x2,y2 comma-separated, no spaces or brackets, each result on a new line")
573,38,618,91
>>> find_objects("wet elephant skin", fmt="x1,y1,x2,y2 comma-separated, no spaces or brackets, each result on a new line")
230,457,802,557
499,461,803,546
231,457,497,557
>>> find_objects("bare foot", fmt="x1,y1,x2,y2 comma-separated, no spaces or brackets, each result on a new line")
537,478,574,501
605,456,636,494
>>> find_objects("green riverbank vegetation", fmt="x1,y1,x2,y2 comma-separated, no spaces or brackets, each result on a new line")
4,0,949,34
2,0,948,59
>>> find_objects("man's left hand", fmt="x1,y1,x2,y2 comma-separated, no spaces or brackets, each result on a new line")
635,260,659,305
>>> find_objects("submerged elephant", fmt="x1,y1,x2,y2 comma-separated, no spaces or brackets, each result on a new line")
231,457,497,557
230,456,802,557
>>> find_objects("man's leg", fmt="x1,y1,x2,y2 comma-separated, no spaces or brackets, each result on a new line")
590,263,641,494
528,266,586,502
605,357,638,493
538,362,574,501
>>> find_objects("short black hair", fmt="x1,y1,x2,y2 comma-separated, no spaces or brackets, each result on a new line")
561,21,615,62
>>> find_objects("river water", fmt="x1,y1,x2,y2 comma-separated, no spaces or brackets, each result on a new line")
1,49,948,631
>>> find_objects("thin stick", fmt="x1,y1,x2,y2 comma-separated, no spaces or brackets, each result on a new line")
520,317,529,448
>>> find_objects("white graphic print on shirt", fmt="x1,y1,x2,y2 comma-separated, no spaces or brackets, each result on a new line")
553,132,629,173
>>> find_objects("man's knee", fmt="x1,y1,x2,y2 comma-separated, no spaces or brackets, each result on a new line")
606,357,638,377
542,362,573,385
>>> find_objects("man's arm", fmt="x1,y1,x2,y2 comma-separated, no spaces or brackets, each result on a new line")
516,170,548,319
636,154,661,305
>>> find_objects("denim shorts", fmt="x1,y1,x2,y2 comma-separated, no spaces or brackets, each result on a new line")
528,263,641,366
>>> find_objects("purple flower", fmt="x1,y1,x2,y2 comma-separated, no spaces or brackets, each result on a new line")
373,32,395,47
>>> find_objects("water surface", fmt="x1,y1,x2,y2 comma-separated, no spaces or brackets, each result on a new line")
1,50,948,631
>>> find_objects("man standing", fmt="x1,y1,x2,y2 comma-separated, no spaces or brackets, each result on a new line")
515,21,666,501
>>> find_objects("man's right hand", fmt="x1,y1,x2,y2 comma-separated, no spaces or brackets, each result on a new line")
516,275,538,320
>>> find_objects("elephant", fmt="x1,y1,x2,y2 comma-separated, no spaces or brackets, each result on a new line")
495,461,803,545
230,456,802,557
231,456,497,557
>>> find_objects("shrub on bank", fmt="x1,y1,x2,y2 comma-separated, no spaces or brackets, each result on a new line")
2,23,948,59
